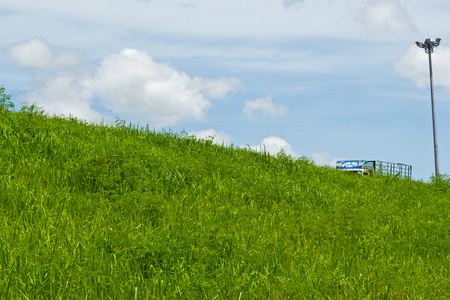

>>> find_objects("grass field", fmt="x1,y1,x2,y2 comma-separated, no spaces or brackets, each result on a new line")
1,87,449,299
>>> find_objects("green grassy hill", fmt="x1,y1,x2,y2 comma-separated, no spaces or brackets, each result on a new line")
1,95,449,298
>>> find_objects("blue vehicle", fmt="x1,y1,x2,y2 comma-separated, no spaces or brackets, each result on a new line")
336,160,412,179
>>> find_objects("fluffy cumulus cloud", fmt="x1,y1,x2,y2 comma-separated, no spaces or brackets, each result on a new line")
359,0,416,34
242,96,288,118
6,39,241,127
189,129,232,146
395,45,450,92
85,48,231,127
248,136,299,157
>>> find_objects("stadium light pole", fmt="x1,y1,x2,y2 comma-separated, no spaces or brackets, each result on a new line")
416,38,441,177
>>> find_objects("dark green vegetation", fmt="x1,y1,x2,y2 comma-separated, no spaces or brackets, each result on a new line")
1,87,449,299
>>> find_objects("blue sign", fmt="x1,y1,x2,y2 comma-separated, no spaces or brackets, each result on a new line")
336,160,366,170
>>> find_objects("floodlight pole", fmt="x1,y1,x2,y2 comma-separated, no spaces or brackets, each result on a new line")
416,38,441,177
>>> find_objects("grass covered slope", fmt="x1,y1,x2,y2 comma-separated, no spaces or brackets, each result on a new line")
0,103,449,299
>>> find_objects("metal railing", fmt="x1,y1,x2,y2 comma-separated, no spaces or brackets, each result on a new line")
374,161,412,179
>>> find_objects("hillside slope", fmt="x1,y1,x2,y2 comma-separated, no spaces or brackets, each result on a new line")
0,102,449,299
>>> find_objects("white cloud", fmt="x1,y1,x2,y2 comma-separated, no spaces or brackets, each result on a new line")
189,129,231,146
85,48,241,127
242,96,288,118
6,38,87,70
247,136,299,157
6,39,52,68
188,77,242,99
359,0,416,34
312,151,339,167
395,45,450,92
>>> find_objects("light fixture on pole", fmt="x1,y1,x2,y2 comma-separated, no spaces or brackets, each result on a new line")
416,38,441,177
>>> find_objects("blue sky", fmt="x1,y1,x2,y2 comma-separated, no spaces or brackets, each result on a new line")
1,0,449,181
